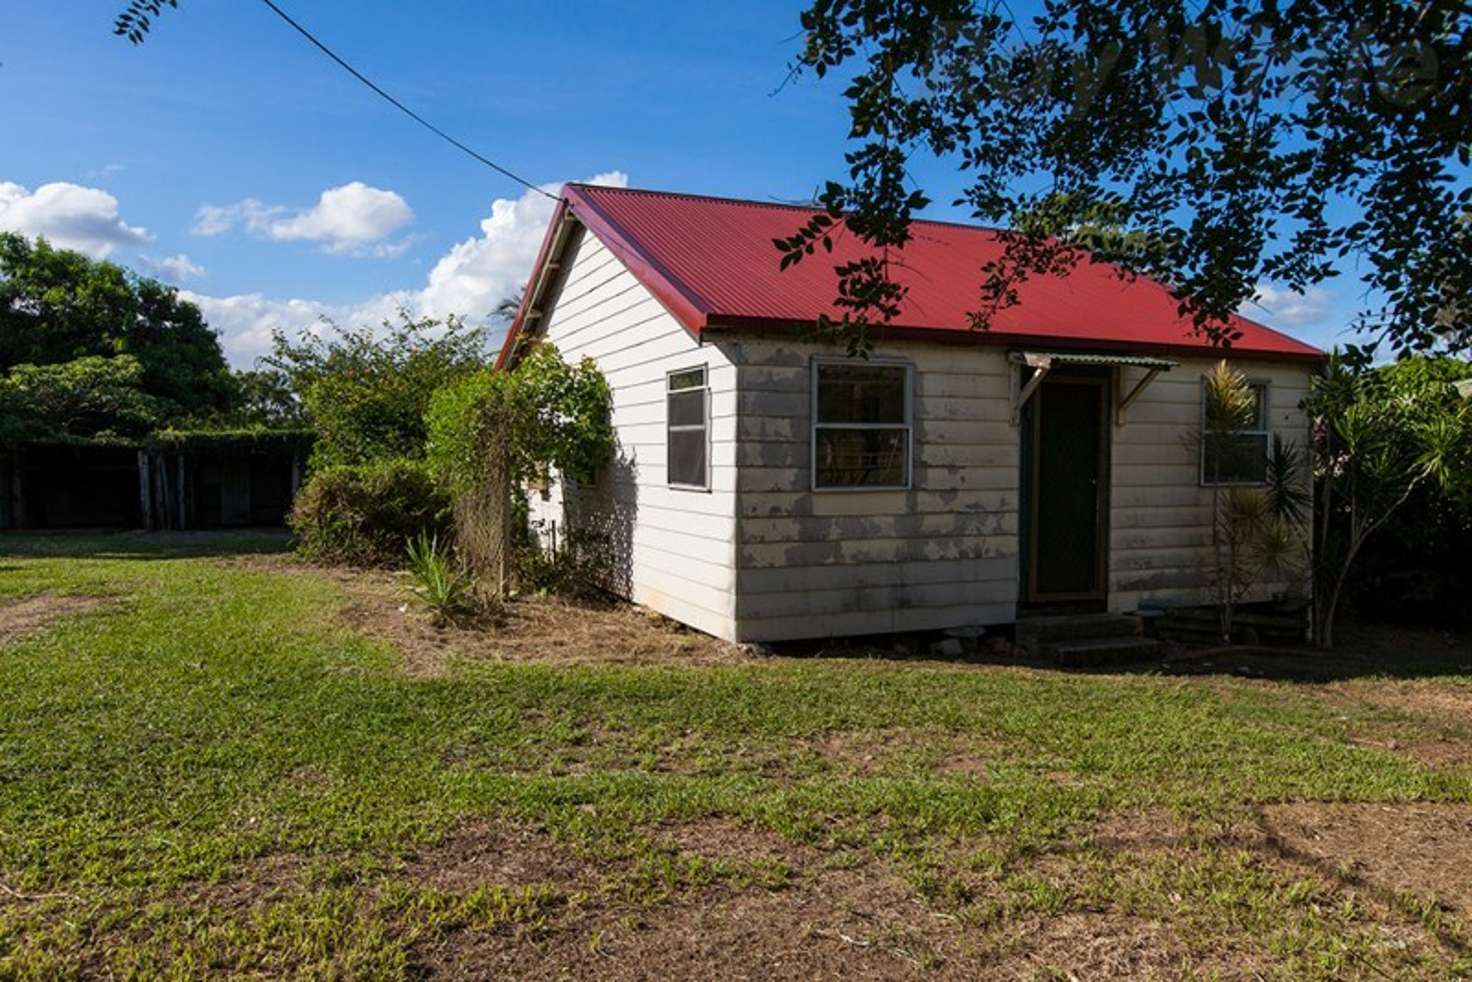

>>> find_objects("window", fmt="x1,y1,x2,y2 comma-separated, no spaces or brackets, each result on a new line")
667,366,708,489
1200,380,1269,485
812,360,912,490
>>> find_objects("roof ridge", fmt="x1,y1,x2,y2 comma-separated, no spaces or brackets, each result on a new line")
564,183,1009,235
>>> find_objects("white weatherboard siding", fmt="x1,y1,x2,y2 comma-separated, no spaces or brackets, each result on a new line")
1108,357,1314,611
525,226,741,640
528,227,1315,642
725,337,1021,642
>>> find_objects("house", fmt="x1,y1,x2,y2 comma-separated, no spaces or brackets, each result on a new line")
498,185,1323,643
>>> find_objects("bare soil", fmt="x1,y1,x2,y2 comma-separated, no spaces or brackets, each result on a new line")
397,814,1296,979
0,593,109,646
402,822,594,895
234,554,748,676
1263,802,1472,916
403,817,976,980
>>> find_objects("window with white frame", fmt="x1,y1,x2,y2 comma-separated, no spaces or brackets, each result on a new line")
667,366,709,488
1200,380,1270,485
812,360,912,490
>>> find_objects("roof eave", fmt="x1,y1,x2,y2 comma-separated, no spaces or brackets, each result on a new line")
700,316,1327,364
494,197,573,371
496,186,715,371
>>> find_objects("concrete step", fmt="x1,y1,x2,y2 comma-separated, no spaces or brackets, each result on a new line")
1015,613,1140,654
1051,637,1164,668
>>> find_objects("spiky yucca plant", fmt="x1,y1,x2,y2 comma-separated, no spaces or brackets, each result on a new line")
405,532,472,626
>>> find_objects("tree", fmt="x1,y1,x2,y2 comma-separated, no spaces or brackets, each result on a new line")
265,311,488,469
1305,353,1472,646
114,0,178,43
1343,358,1472,625
223,369,306,428
785,0,1472,356
0,355,165,445
0,233,234,419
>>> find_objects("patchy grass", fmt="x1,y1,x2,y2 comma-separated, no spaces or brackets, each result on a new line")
1,531,1471,978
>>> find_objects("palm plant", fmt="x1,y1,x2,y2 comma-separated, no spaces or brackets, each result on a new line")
1201,361,1261,642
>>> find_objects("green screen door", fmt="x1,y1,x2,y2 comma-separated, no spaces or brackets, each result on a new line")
1030,378,1107,600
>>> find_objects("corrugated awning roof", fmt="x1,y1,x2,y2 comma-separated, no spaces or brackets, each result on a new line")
1010,351,1178,370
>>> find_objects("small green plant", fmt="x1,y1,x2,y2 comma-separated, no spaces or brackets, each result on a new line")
405,532,471,625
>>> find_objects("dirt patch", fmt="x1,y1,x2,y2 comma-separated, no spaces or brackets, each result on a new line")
401,822,595,894
179,853,309,912
0,594,110,646
1348,734,1472,770
1401,740,1472,770
651,817,817,869
1347,681,1472,720
991,913,1256,981
1264,802,1472,916
412,851,965,980
1088,809,1198,852
233,554,749,676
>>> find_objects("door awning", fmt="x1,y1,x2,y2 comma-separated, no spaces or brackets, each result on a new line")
1008,351,1178,426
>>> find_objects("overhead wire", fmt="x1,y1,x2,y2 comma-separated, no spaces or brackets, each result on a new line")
256,0,555,200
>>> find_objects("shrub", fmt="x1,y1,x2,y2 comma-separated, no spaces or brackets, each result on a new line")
290,457,451,567
424,342,613,597
266,312,488,469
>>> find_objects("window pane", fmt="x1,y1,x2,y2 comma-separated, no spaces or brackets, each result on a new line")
1203,433,1269,484
815,427,908,488
668,389,705,428
669,428,707,486
1249,383,1267,429
669,367,706,391
816,364,906,424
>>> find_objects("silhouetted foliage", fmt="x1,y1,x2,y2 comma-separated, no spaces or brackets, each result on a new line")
786,0,1472,356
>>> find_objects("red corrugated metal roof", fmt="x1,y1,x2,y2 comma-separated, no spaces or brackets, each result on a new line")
500,184,1324,365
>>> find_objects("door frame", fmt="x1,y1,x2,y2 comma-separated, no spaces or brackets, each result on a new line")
1023,371,1113,606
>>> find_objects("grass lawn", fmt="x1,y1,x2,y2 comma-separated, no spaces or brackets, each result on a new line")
2,531,1471,979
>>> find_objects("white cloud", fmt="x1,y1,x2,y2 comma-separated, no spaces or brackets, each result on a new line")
139,252,206,282
1247,282,1333,328
190,171,629,366
192,182,414,256
191,200,266,236
0,181,153,257
419,170,628,321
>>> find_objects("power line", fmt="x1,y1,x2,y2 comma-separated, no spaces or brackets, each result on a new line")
256,0,555,200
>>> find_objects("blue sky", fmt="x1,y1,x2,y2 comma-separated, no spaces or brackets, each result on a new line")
4,1,1354,365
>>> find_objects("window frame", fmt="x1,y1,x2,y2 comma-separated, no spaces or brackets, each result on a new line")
666,364,711,492
1199,378,1271,487
810,355,915,493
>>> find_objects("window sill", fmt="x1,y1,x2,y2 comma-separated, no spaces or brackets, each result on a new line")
812,485,913,493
